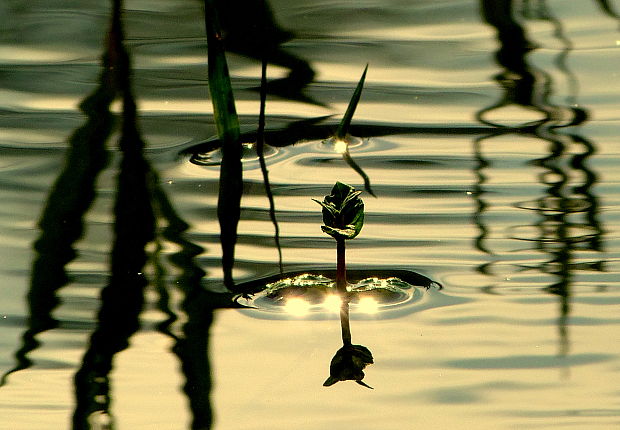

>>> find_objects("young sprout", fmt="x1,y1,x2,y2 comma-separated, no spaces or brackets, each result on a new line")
326,65,375,197
313,181,364,241
314,182,373,388
313,181,364,294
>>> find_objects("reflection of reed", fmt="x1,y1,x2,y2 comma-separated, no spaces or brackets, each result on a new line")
256,4,284,275
0,15,115,388
4,1,240,427
151,179,238,430
74,2,233,428
475,0,605,356
477,0,563,128
523,128,603,356
213,0,316,103
72,2,155,426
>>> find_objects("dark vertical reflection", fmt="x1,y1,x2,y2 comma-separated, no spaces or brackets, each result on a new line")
151,181,222,430
2,0,238,427
213,0,315,102
477,0,563,128
342,150,375,197
72,0,155,426
476,0,605,356
256,0,284,274
522,126,605,357
74,1,232,428
0,10,115,387
472,135,492,258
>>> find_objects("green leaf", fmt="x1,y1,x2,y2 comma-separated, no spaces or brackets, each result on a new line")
204,0,240,143
315,182,365,240
335,64,368,140
321,225,357,240
204,0,243,292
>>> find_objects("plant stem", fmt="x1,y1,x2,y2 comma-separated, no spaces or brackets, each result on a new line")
336,238,346,292
336,239,352,346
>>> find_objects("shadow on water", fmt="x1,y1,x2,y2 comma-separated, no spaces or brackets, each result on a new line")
475,0,606,359
72,0,156,421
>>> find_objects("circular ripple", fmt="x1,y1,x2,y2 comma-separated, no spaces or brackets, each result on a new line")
235,269,442,320
190,142,280,169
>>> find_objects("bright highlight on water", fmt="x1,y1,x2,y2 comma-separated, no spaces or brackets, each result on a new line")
281,294,380,316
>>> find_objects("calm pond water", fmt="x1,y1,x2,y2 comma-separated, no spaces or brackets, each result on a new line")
1,0,619,429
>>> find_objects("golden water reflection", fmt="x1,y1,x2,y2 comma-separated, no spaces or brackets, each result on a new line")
475,0,606,359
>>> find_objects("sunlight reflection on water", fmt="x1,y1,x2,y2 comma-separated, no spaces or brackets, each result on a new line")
1,0,619,429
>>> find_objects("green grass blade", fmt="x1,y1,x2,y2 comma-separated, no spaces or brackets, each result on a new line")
335,64,368,139
204,0,240,143
204,0,243,292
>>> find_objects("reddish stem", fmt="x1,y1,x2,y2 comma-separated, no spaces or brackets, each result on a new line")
336,238,346,292
336,238,352,346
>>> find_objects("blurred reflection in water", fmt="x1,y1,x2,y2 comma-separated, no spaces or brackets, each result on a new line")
592,0,620,25
0,7,116,391
213,0,316,103
71,1,158,427
475,0,605,358
1,1,247,429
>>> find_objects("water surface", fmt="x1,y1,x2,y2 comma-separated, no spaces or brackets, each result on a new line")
1,1,619,429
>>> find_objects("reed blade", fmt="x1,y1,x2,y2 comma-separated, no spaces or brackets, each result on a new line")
336,64,368,139
204,0,243,292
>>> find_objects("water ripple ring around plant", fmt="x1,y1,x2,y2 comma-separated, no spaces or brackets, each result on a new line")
234,269,445,320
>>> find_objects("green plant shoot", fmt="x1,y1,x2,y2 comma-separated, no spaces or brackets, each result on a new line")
313,181,364,241
335,64,368,140
314,182,373,389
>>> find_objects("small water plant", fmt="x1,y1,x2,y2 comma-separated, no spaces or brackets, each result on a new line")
314,181,374,388
313,181,364,298
324,65,375,197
